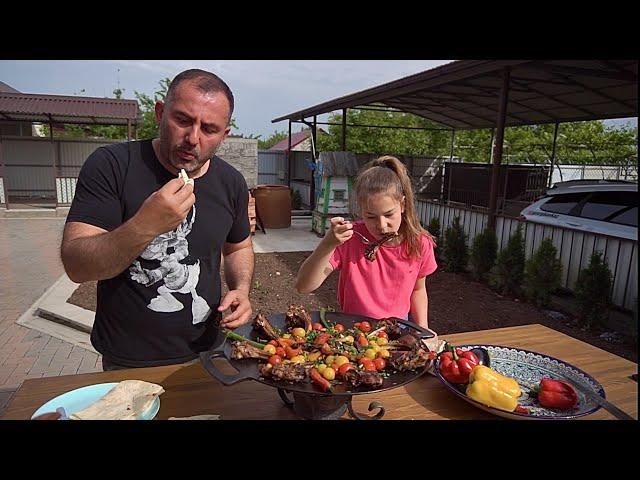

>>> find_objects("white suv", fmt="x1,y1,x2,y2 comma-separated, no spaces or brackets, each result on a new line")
520,180,637,241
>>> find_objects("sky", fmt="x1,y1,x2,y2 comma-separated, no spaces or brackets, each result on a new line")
0,60,636,138
0,60,453,138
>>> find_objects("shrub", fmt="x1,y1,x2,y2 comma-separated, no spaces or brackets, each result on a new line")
470,228,498,281
524,238,562,307
443,216,468,273
291,189,302,209
489,224,525,295
574,251,612,329
425,217,442,262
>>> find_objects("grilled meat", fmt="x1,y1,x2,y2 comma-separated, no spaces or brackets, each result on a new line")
286,304,313,332
388,344,431,371
344,369,384,388
397,333,420,348
364,232,398,261
260,362,307,382
230,341,271,360
252,313,280,340
376,318,403,339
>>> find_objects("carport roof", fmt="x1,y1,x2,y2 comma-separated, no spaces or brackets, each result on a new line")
272,60,638,130
0,91,139,125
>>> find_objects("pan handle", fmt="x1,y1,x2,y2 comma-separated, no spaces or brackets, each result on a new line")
199,350,256,386
394,318,436,339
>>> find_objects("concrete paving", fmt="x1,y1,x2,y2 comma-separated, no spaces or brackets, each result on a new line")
0,212,321,417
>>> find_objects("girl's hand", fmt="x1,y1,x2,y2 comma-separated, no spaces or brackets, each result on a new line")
324,217,354,247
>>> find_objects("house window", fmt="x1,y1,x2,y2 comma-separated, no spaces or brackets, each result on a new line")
333,190,346,201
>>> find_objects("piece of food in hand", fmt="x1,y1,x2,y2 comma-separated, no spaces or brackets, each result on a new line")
69,380,164,420
178,168,194,187
532,378,578,409
465,366,522,412
438,343,480,384
364,232,399,262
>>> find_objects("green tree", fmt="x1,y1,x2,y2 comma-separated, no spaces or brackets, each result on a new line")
443,216,468,273
489,225,525,296
470,228,498,281
316,108,451,156
524,238,562,307
258,130,288,149
574,252,612,329
315,109,637,168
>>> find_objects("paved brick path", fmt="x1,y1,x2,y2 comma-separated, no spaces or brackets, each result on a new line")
0,217,101,415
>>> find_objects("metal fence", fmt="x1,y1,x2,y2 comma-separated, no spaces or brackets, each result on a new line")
0,136,118,205
416,199,637,311
551,164,638,185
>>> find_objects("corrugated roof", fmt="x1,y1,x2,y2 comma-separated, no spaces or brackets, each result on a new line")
272,60,638,130
0,91,139,125
0,81,21,94
269,130,310,151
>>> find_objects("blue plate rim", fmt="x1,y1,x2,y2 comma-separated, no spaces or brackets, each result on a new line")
31,382,160,420
435,344,605,420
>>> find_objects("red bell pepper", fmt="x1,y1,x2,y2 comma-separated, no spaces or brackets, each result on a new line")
535,378,578,409
438,343,479,384
309,368,332,392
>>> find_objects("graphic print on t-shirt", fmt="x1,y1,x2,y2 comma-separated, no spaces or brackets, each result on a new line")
128,205,210,324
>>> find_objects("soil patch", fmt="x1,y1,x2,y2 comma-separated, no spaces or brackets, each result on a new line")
68,252,637,363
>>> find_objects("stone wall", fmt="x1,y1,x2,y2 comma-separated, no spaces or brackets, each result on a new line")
217,137,258,189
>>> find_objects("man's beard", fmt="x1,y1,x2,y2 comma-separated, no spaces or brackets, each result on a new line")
166,143,217,173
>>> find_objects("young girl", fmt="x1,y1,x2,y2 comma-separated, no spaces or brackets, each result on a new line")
295,155,437,329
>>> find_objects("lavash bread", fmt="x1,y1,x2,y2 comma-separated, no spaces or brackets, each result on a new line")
69,380,164,420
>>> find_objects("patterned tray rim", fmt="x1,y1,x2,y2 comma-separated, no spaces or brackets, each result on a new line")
436,343,605,420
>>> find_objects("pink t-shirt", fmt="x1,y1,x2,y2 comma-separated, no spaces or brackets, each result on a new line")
328,222,437,320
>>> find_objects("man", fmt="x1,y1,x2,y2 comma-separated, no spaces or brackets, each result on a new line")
61,69,254,370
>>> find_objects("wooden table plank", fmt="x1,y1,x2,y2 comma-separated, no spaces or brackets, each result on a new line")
2,324,636,420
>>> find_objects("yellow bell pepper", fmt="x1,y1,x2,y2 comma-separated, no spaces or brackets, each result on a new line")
466,365,522,412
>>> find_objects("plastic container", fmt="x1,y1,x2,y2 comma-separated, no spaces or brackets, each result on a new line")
252,185,291,229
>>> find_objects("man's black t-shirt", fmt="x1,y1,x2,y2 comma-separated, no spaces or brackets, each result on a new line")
66,140,250,367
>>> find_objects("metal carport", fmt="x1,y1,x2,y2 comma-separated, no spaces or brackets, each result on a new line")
272,60,638,228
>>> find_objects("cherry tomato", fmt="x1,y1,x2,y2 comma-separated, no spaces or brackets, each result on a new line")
373,357,387,371
338,362,355,377
357,334,369,347
268,340,279,347
359,321,372,333
334,324,345,333
275,347,286,358
268,355,282,366
359,358,376,372
285,346,301,359
321,343,333,355
354,322,361,330
263,344,276,355
376,331,388,339
312,322,324,331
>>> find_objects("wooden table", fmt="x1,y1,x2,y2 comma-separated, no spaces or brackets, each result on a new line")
2,324,637,420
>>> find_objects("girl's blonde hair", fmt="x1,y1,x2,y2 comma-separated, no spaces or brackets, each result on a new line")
353,155,434,259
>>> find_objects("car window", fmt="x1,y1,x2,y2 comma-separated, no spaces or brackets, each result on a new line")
579,191,636,221
540,193,588,215
610,206,638,227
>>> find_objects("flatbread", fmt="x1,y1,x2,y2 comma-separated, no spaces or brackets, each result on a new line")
69,380,165,420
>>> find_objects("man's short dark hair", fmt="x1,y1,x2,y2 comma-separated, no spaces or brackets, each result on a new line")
166,69,234,124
